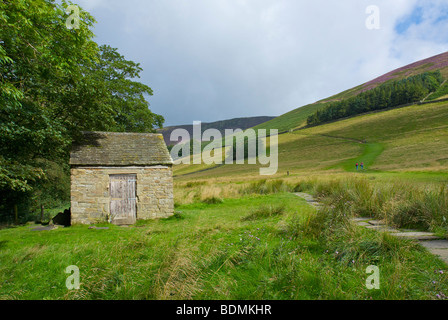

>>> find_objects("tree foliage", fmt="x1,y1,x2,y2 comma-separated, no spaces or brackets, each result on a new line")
0,0,164,216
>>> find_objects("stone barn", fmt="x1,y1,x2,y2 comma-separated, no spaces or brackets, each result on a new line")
69,131,174,225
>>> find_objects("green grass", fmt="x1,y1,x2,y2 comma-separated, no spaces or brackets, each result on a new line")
6,67,448,301
0,193,305,299
5,55,448,301
367,171,448,184
332,142,385,172
240,204,286,221
1,189,447,300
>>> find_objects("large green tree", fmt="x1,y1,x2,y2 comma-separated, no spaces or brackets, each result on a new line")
0,0,164,219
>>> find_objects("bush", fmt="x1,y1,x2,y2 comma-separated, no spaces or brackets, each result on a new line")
427,81,448,100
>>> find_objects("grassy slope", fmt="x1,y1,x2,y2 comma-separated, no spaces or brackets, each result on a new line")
251,84,367,132
254,52,448,132
175,100,448,181
251,102,328,132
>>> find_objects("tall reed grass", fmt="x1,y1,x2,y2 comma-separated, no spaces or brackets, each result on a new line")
174,179,295,206
294,177,448,235
285,177,448,271
175,176,448,235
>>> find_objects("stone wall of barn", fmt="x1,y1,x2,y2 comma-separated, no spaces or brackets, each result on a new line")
70,166,174,224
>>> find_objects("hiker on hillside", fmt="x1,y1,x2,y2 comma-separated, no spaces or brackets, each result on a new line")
356,162,359,170
361,162,364,170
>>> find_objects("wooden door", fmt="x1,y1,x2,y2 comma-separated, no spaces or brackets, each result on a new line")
109,174,137,225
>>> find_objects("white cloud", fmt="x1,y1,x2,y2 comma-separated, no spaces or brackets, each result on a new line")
74,0,448,125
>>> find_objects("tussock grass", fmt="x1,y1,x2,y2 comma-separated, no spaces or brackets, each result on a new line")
284,177,448,299
174,182,240,207
295,176,448,235
240,179,293,195
174,179,295,207
241,204,286,221
184,181,208,188
201,196,224,205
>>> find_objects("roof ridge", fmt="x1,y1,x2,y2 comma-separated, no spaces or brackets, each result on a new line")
70,131,173,166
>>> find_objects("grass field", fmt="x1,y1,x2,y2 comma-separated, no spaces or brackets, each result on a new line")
2,83,448,301
1,187,447,300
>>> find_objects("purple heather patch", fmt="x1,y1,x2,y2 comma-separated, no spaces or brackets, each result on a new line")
357,51,448,94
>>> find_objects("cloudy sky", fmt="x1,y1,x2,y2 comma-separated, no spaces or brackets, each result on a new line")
74,0,448,126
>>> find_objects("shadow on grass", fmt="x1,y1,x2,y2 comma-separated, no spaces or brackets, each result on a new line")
0,240,9,250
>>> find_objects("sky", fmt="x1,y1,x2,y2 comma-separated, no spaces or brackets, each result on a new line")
73,0,448,126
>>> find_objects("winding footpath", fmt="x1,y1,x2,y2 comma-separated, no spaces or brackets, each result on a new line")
294,192,448,265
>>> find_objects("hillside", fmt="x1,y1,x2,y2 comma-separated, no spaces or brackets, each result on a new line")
253,51,448,133
158,116,275,146
174,99,448,180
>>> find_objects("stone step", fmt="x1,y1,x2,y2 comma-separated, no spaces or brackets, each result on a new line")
31,225,60,231
293,192,315,200
426,249,448,264
367,220,386,226
390,232,443,241
352,217,374,222
293,192,322,207
297,195,448,265
364,225,399,233
355,221,371,227
351,215,447,264
420,240,448,249
419,240,448,264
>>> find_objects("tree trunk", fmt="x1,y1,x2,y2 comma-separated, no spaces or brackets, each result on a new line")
14,204,18,225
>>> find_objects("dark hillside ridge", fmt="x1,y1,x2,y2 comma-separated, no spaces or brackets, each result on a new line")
158,116,276,145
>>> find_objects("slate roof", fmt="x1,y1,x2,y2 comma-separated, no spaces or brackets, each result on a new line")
70,131,173,166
